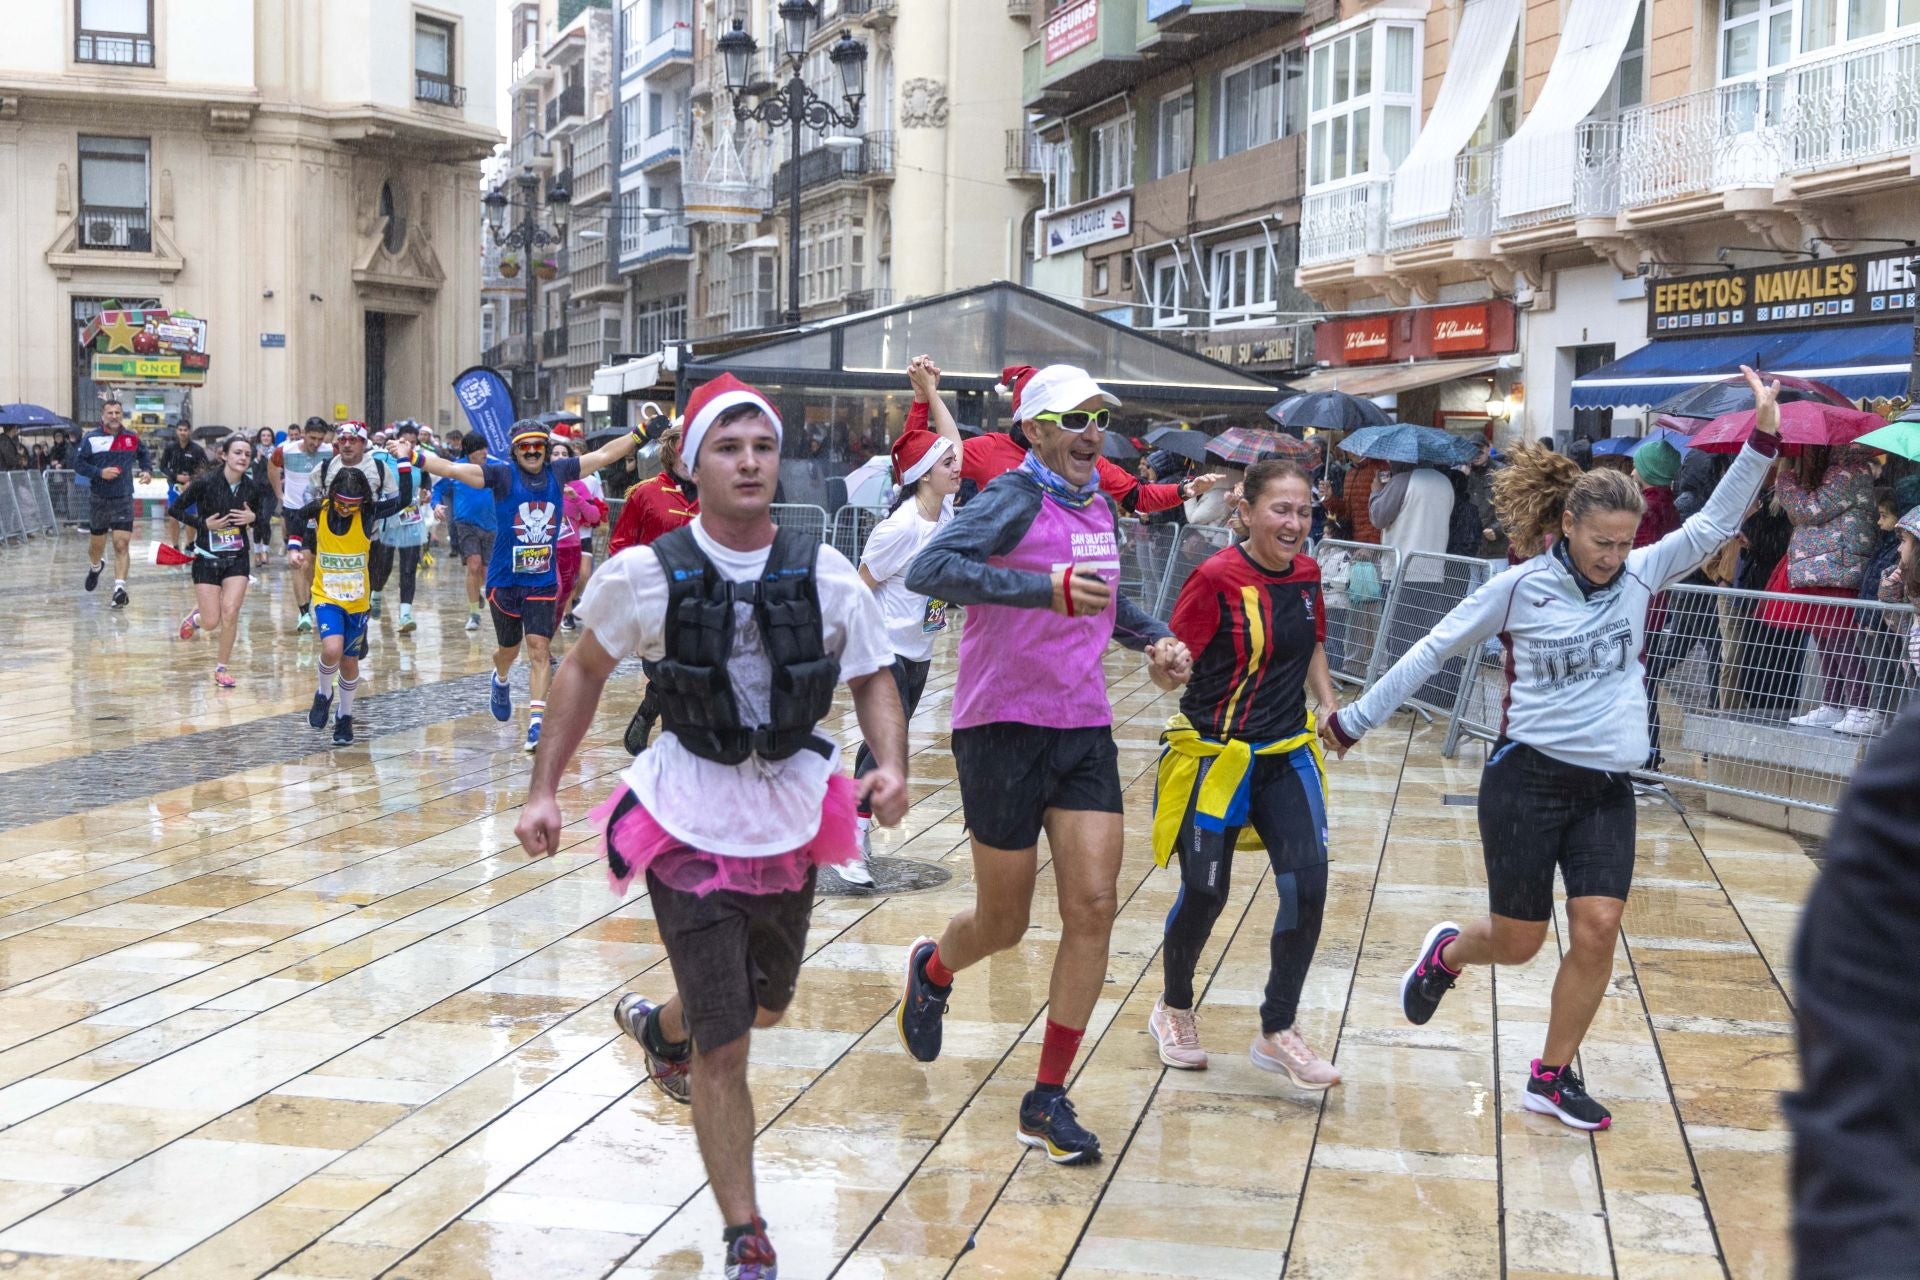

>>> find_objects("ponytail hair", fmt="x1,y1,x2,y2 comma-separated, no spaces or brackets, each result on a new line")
1494,444,1643,558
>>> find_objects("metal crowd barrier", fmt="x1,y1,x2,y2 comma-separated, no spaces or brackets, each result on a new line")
26,471,59,534
771,502,830,549
1368,549,1495,719
3,472,58,537
44,469,88,526
829,503,887,565
0,476,26,545
1316,538,1399,688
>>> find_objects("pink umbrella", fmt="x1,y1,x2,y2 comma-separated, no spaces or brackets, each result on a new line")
1687,400,1886,454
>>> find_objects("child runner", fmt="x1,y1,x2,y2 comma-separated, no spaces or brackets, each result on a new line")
412,418,641,752
896,364,1192,1165
1151,458,1342,1089
1320,366,1782,1131
73,398,153,608
516,372,909,1280
270,417,334,632
841,356,964,888
285,461,414,744
171,434,264,687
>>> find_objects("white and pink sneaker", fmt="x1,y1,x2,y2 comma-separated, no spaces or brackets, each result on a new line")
1148,997,1208,1070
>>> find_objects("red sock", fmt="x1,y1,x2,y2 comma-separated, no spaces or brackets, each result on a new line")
924,945,955,988
1036,1018,1084,1091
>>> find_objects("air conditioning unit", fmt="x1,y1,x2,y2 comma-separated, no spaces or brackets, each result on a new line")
81,219,130,249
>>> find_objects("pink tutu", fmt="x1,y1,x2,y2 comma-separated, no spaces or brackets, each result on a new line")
588,774,862,898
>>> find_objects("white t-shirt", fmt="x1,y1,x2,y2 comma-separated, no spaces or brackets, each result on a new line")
575,518,893,858
859,495,955,662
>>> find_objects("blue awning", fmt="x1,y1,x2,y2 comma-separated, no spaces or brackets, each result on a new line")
1570,323,1913,408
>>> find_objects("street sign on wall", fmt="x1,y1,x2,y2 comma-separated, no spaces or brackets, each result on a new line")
1044,195,1130,256
1045,0,1099,63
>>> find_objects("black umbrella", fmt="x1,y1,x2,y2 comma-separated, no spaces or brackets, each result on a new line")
1651,374,1851,421
1268,391,1392,432
585,427,627,449
1144,423,1191,444
537,410,584,427
1153,429,1213,464
192,424,233,442
1100,433,1139,461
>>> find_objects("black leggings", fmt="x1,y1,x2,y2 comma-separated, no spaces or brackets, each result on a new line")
1162,749,1328,1034
369,543,422,603
253,491,277,546
853,655,930,808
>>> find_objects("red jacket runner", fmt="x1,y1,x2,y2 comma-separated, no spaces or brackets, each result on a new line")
609,470,698,555
900,401,1182,513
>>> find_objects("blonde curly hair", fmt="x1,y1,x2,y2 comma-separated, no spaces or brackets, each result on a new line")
1494,444,1644,558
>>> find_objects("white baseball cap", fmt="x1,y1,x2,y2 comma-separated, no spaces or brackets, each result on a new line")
1011,364,1120,423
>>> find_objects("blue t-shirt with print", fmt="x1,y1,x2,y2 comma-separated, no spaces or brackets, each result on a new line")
483,456,581,590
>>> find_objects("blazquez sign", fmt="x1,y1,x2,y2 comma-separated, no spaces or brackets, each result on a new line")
1044,195,1130,256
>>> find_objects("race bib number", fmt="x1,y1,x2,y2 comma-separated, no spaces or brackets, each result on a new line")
921,597,949,635
209,529,244,554
397,506,423,524
512,544,553,576
318,551,366,602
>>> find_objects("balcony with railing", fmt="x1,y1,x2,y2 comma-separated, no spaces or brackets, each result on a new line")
638,121,691,171
1618,81,1785,211
1384,148,1500,255
1776,33,1920,182
640,20,694,71
75,30,154,66
542,327,569,359
545,82,586,132
571,117,612,203
1005,128,1049,180
1299,181,1388,267
511,42,548,88
772,134,891,201
483,335,532,367
415,74,467,108
1495,120,1623,237
570,234,618,299
632,305,687,356
511,129,553,170
75,206,153,253
635,222,693,262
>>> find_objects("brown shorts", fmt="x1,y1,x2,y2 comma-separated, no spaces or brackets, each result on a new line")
647,868,816,1050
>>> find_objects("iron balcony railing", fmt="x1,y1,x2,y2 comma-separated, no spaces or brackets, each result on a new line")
76,205,152,253
772,133,892,200
1494,119,1624,232
1299,179,1389,266
1385,146,1500,253
75,30,153,65
1619,80,1785,207
545,82,586,131
1006,128,1048,175
1776,31,1920,175
415,75,466,108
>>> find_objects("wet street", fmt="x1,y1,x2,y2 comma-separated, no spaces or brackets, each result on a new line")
0,536,1804,1278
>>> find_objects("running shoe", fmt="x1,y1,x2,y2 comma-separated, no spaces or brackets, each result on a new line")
308,691,332,729
1401,921,1462,1026
84,560,104,592
1790,704,1845,728
398,607,417,635
369,593,382,618
464,611,481,632
1148,998,1207,1070
332,715,354,746
838,823,876,889
1017,1089,1101,1165
1523,1059,1612,1131
178,608,201,640
296,612,313,635
214,666,235,689
561,612,578,632
896,936,950,1063
612,994,691,1104
723,1218,777,1280
490,676,512,722
523,720,541,753
1833,708,1883,737
1250,1026,1340,1090
110,585,129,609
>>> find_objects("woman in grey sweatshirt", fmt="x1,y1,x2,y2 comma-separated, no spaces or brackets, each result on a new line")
1321,367,1781,1132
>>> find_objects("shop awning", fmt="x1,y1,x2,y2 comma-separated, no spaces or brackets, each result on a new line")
590,353,664,397
1287,357,1504,398
1569,324,1913,408
1498,0,1644,219
1389,0,1523,227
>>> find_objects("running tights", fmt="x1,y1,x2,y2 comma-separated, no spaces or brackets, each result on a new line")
369,543,421,604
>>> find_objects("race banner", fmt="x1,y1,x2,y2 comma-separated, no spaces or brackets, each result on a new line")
451,365,518,461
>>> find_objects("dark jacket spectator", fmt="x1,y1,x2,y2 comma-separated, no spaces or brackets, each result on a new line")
0,427,25,471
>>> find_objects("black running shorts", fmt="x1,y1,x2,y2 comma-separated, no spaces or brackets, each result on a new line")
646,867,816,1051
1477,739,1635,922
191,552,251,586
488,585,557,647
89,494,133,535
951,722,1124,852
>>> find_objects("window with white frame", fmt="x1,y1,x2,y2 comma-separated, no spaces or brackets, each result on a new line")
1148,255,1192,327
75,0,155,65
618,189,645,259
1154,89,1194,179
1208,235,1276,327
1468,35,1520,149
1307,21,1419,188
799,213,862,306
1801,0,1920,52
1085,114,1134,199
1595,1,1647,118
704,238,731,317
622,0,644,70
1044,137,1073,210
1218,49,1303,159
414,17,457,106
729,251,776,330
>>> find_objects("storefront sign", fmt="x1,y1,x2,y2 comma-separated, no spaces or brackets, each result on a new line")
1318,316,1393,364
89,352,209,385
1197,327,1295,368
1428,304,1496,355
1648,248,1920,336
1043,195,1130,256
1045,0,1099,63
1315,299,1518,367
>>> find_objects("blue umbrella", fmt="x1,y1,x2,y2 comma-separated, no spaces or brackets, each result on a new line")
0,403,71,428
1591,436,1641,457
1338,424,1480,466
1637,426,1692,454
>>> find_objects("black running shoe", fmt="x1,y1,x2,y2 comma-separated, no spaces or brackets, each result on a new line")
896,935,949,1063
1401,921,1461,1026
110,585,129,609
331,715,354,745
84,561,104,592
1017,1089,1101,1165
308,692,333,729
561,611,579,631
1523,1059,1612,1131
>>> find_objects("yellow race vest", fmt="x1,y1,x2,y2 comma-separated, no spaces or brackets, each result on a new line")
311,510,372,612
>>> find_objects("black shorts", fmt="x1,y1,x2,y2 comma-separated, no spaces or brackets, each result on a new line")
647,866,816,1051
952,722,1123,851
89,495,133,535
1478,739,1636,922
488,585,557,647
191,553,251,586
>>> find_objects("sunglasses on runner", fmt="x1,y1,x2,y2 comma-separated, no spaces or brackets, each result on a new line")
1030,408,1111,433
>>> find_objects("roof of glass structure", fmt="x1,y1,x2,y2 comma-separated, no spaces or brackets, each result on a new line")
682,282,1286,405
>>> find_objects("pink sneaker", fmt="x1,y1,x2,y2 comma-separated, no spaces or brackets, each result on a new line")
213,666,236,688
178,608,200,640
1148,997,1208,1070
1250,1026,1340,1091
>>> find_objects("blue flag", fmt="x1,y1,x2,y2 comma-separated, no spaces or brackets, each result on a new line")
451,366,518,461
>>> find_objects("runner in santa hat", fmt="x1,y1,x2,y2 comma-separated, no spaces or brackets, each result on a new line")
895,362,1221,514
517,369,908,1279
839,355,967,888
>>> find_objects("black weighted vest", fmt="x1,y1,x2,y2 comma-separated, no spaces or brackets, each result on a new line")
642,525,839,765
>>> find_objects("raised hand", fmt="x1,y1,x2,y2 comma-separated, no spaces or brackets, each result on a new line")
1740,364,1781,436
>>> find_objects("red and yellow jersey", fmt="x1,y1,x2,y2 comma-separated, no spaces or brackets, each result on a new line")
1170,546,1325,742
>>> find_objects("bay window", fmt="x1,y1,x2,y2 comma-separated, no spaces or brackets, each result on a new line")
1086,115,1134,198
1307,21,1419,188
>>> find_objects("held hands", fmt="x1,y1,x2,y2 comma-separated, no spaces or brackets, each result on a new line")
515,792,564,859
1146,637,1192,691
906,354,942,402
1740,364,1782,436
1316,716,1349,760
858,766,909,827
1050,566,1112,617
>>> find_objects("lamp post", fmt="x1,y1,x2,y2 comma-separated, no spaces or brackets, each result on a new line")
716,0,867,325
483,166,571,409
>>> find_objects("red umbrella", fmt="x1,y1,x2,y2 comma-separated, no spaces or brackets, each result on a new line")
1687,400,1885,454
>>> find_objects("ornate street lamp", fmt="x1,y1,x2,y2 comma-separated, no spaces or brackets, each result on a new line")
486,167,572,407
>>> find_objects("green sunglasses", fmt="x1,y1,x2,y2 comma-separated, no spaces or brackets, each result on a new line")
1031,408,1111,433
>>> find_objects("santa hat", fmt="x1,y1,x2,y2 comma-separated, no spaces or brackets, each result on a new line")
996,365,1040,421
335,421,369,441
891,430,954,485
682,372,782,464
